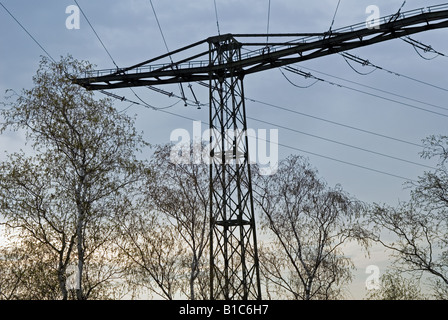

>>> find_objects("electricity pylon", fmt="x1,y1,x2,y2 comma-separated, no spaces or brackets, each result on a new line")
74,4,448,300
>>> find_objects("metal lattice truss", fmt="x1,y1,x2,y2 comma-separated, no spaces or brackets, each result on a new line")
74,4,448,90
208,36,261,300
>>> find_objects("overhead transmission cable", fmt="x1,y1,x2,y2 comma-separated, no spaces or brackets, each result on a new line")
170,80,429,166
328,0,341,33
132,80,433,169
341,55,377,76
101,80,427,176
148,0,172,59
340,52,448,92
73,0,119,69
148,0,192,106
214,0,221,35
279,68,319,89
299,64,448,113
388,1,406,23
75,0,185,111
102,90,417,182
245,97,423,148
102,90,421,182
266,0,271,45
246,116,436,170
196,81,423,148
196,81,427,155
260,137,417,182
0,1,56,63
240,46,448,117
283,66,448,118
402,36,447,60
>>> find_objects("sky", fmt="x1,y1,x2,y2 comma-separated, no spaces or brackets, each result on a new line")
1,0,447,299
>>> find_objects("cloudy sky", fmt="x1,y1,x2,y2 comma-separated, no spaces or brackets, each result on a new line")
1,0,447,299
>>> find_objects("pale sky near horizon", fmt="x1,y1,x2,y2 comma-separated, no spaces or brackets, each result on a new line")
1,0,447,299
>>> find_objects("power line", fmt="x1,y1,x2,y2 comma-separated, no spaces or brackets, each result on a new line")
247,116,436,170
197,80,424,148
73,0,152,112
266,0,271,44
0,1,55,63
74,0,190,110
138,76,427,168
402,36,447,60
342,54,377,76
148,0,172,59
328,0,341,32
279,68,319,89
129,88,182,111
284,66,448,118
140,78,426,163
240,46,448,117
300,64,448,113
340,52,448,93
268,139,416,182
214,0,221,35
136,80,428,168
101,90,417,182
244,97,423,148
73,0,118,68
147,0,189,105
100,84,204,112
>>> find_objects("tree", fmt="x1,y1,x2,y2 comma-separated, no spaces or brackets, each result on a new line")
144,143,212,300
0,152,75,299
0,56,149,300
368,135,448,299
366,271,425,300
0,239,61,300
369,202,447,298
116,208,187,300
253,155,368,300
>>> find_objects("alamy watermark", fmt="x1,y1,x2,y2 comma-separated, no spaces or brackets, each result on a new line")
66,264,81,290
365,265,381,291
170,121,279,176
66,5,80,30
366,5,381,29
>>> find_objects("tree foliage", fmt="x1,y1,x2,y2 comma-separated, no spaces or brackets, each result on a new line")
145,143,212,300
368,135,448,299
0,56,148,300
253,155,369,300
366,271,425,300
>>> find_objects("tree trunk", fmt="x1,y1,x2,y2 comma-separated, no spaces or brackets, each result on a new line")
75,180,86,300
190,257,198,300
76,211,84,300
304,279,312,300
57,268,68,300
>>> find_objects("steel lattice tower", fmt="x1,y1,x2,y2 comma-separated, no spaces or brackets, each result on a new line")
208,35,261,300
73,4,448,300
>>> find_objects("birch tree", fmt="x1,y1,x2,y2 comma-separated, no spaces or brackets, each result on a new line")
116,209,186,300
0,56,148,299
369,135,448,299
145,143,212,300
253,155,368,300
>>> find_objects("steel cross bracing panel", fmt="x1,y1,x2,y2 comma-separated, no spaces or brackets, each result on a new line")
73,4,448,300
